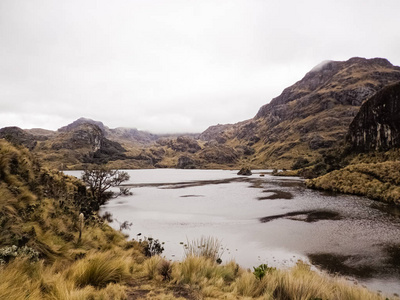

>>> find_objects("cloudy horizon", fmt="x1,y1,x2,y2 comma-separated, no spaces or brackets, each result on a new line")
1,0,400,134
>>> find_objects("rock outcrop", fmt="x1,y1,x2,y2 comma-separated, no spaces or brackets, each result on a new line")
0,127,42,150
237,167,252,176
347,82,400,151
53,123,127,164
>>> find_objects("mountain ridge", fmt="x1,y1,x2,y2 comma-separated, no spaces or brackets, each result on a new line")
2,57,400,170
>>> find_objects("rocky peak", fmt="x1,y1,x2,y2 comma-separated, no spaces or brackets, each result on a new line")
53,123,104,152
58,117,107,135
255,57,400,120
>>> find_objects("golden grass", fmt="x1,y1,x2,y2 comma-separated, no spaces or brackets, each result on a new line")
0,139,395,299
306,161,400,204
68,251,132,288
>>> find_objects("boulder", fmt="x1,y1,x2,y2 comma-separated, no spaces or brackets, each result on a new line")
237,167,252,176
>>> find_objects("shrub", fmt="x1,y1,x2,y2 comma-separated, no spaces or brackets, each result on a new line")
0,245,39,264
253,263,275,280
292,157,310,170
142,237,164,257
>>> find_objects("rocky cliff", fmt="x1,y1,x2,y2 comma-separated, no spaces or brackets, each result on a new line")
347,81,400,151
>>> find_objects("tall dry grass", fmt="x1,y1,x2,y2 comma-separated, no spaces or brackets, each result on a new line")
68,251,132,288
184,236,223,261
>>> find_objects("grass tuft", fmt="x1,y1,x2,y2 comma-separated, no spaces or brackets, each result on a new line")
69,251,131,288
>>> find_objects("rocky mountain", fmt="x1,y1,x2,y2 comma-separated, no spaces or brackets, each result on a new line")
2,57,400,171
347,81,400,151
200,57,400,168
31,122,128,168
59,117,158,145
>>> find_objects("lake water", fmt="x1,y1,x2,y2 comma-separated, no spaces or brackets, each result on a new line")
66,169,400,297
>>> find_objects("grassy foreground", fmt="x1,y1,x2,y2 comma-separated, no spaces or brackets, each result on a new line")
0,139,395,299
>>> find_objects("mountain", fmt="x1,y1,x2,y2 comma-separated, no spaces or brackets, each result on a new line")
2,57,400,171
200,57,400,168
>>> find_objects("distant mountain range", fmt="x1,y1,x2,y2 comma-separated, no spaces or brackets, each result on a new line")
2,57,400,172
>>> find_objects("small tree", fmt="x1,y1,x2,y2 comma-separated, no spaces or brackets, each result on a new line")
81,166,131,212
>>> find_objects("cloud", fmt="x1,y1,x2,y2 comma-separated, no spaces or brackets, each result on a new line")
1,0,400,133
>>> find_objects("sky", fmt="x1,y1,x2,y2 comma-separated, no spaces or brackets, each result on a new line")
1,0,400,134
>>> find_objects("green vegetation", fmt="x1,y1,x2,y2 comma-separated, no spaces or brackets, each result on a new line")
0,139,396,299
253,264,276,281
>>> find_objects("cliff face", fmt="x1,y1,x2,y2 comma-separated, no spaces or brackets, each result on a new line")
347,82,400,151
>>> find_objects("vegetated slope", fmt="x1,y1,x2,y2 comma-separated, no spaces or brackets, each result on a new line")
306,82,400,205
0,139,392,299
200,57,400,168
1,118,244,170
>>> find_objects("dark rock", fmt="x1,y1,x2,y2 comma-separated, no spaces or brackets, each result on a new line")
169,136,201,153
237,167,252,176
347,82,400,151
0,127,40,150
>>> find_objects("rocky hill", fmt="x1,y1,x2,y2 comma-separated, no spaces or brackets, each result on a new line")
33,122,128,168
201,57,400,168
306,81,400,205
59,117,158,145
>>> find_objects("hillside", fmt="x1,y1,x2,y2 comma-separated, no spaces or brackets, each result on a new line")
306,82,400,205
200,57,400,168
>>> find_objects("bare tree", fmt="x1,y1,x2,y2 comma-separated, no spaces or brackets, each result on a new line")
81,166,131,210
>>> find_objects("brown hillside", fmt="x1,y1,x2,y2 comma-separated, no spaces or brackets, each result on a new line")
201,57,400,168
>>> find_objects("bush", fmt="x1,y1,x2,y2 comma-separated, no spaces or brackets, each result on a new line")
0,245,39,264
142,237,164,257
292,157,310,170
253,263,275,281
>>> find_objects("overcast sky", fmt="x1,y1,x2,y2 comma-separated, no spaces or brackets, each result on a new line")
1,0,400,133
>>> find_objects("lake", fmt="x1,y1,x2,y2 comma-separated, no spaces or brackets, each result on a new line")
66,169,400,297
